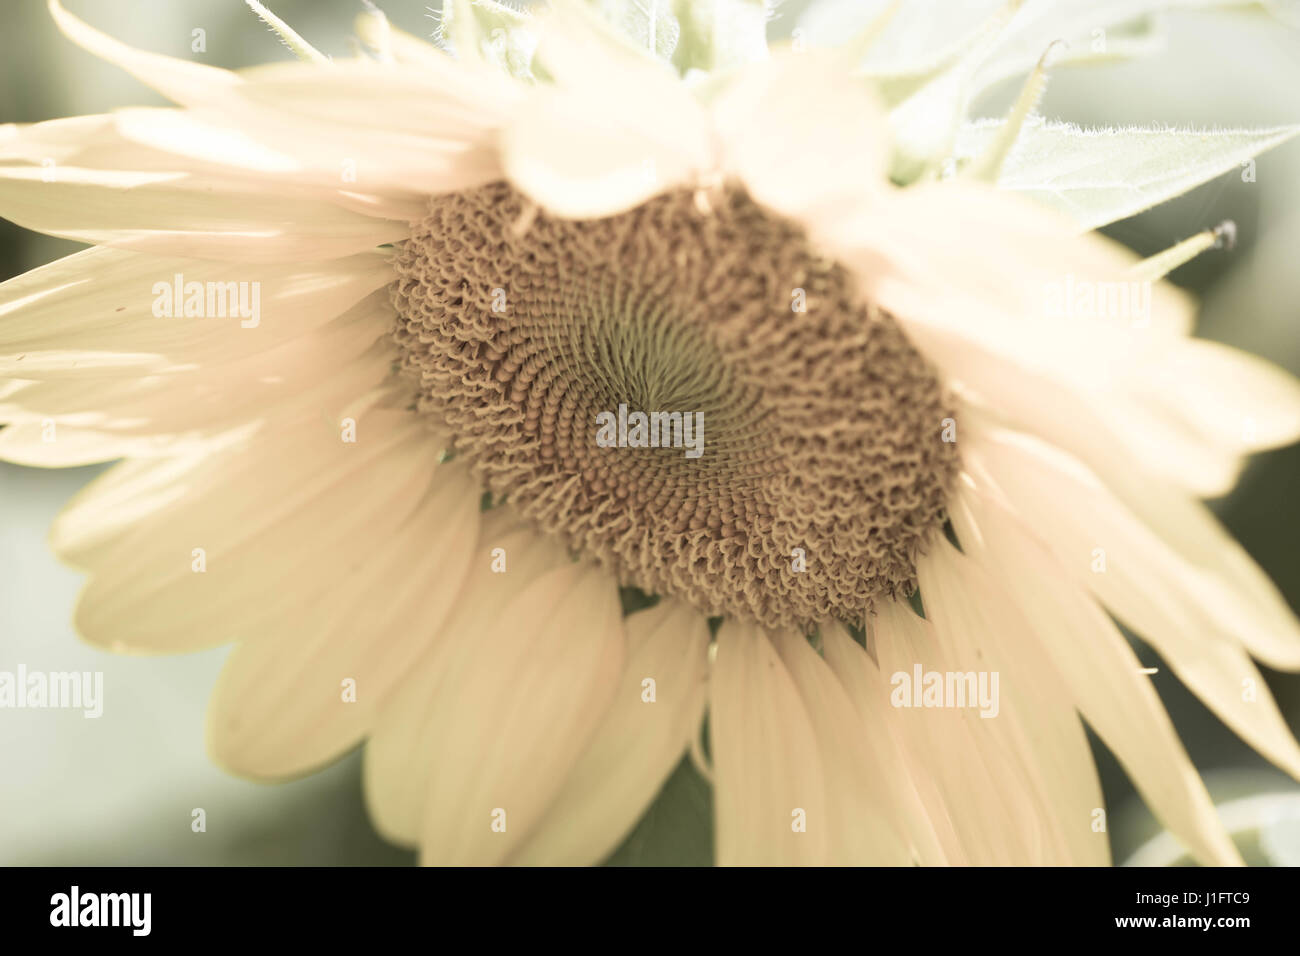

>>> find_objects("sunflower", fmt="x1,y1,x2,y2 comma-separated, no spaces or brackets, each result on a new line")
3,0,1300,866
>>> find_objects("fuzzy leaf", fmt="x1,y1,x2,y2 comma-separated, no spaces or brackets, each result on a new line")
955,117,1300,229
826,0,1274,182
671,0,770,74
800,0,1271,77
441,0,538,80
797,0,988,78
975,14,1167,93
588,0,681,61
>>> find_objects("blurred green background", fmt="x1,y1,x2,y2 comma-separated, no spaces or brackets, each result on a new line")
2,0,1299,865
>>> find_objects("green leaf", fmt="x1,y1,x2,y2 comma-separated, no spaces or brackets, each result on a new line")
442,0,539,81
868,13,1164,128
671,0,771,74
884,4,1021,184
955,117,1300,230
797,0,989,79
800,0,1269,79
970,0,1272,94
826,0,1271,182
973,14,1167,93
587,0,681,62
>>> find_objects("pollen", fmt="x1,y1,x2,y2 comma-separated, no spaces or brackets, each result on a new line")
390,183,958,630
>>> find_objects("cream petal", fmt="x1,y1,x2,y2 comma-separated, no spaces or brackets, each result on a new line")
206,464,481,779
508,598,710,865
833,180,1196,345
1128,337,1300,455
3,293,395,438
362,511,569,847
917,540,1109,865
232,58,517,142
1098,474,1300,675
894,307,1240,497
820,622,964,866
964,425,1300,764
0,114,131,166
962,422,1300,674
767,627,914,865
710,619,829,865
70,409,443,653
823,179,1254,498
195,59,519,197
823,180,1246,496
948,479,1244,865
49,0,514,199
0,163,409,261
0,247,393,379
865,598,1049,865
500,6,711,218
712,51,891,224
530,2,669,92
6,107,427,221
0,420,227,466
414,563,625,865
50,450,223,568
113,103,498,201
500,85,711,219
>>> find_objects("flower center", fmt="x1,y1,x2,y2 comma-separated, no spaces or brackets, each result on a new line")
390,183,957,629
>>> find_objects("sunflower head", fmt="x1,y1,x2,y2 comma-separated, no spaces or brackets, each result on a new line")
391,180,957,628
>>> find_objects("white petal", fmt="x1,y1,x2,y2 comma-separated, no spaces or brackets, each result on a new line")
0,163,408,261
964,425,1300,763
363,511,569,846
917,540,1110,865
820,621,964,865
864,186,1196,363
827,180,1258,497
768,627,914,864
1128,337,1300,454
948,479,1244,866
47,0,515,199
895,311,1241,497
0,247,392,380
712,51,891,225
500,86,710,219
500,7,710,218
3,293,394,438
864,598,1052,865
0,421,222,466
50,451,222,568
710,619,828,865
509,598,710,865
414,563,625,864
964,422,1300,674
201,59,519,197
207,464,481,779
69,409,443,654
1102,473,1300,675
